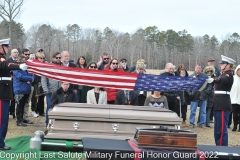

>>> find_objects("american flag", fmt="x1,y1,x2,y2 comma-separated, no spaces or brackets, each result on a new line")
26,60,207,91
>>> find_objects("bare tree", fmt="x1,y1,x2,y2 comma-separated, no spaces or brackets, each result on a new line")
0,0,24,47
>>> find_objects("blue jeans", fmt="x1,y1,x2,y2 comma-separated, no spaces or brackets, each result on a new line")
45,93,52,126
190,100,207,126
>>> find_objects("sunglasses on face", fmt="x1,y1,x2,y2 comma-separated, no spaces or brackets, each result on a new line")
24,54,30,56
112,63,118,65
103,58,109,60
55,57,61,59
89,65,97,68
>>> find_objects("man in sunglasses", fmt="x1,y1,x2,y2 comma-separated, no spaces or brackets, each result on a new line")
22,48,30,60
97,52,110,70
119,58,129,72
52,52,62,65
41,52,64,127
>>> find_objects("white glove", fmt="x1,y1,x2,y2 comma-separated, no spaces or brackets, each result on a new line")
206,78,214,83
19,63,28,70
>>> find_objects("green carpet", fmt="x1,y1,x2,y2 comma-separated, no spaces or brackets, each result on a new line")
3,136,85,160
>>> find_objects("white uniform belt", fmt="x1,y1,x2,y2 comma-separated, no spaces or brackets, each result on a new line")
0,77,12,81
215,91,230,95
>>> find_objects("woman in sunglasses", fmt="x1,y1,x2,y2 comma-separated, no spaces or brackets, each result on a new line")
86,62,107,104
75,56,87,102
34,52,46,117
81,62,99,103
104,58,124,104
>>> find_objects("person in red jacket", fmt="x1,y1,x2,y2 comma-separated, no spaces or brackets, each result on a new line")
104,58,124,104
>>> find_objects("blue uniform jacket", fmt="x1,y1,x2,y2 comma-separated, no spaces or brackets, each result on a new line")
13,70,34,95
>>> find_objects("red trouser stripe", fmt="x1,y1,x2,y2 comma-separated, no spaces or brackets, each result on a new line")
220,110,224,146
0,100,2,126
128,140,140,160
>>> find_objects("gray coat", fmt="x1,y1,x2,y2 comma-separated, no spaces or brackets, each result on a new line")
41,76,60,93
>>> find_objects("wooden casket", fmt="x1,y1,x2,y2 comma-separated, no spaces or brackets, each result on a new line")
45,103,182,140
133,128,197,151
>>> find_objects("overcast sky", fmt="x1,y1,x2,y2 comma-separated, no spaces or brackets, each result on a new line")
16,0,240,40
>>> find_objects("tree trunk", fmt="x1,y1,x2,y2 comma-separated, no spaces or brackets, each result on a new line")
9,20,13,47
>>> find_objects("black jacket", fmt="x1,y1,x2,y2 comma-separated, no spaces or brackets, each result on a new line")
189,72,208,101
159,72,178,98
63,62,78,90
114,90,139,105
177,90,191,105
200,82,213,100
51,87,77,108
213,70,233,111
0,55,21,100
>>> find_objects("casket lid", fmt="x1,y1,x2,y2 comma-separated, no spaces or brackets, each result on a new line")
49,103,181,124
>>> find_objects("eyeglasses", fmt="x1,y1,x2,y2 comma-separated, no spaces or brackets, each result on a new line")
55,57,61,59
24,54,30,56
112,63,118,65
103,58,109,60
89,66,97,68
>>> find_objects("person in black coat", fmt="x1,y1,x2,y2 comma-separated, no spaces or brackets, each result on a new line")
51,82,77,108
203,66,215,127
114,90,139,105
177,68,190,126
160,63,178,114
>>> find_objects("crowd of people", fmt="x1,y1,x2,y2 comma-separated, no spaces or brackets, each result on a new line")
1,37,240,150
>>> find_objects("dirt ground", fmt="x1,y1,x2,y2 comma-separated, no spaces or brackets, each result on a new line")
6,106,240,147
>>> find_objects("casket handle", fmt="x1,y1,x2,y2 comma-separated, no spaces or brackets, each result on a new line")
73,122,80,131
112,124,119,132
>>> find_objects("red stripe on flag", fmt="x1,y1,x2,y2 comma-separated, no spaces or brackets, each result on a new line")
26,60,138,90
29,70,135,90
28,67,137,83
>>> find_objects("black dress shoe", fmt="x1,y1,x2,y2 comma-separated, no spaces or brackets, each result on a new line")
0,146,11,150
17,122,27,127
23,119,33,124
39,113,45,116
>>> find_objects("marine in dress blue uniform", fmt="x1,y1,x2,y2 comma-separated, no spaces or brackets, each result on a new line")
0,38,27,150
213,55,235,146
